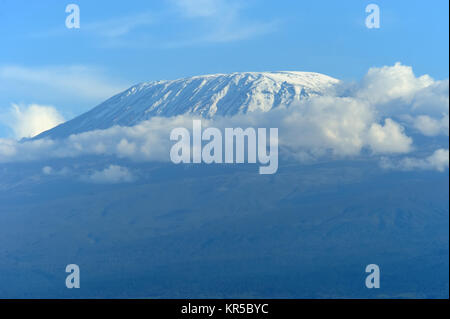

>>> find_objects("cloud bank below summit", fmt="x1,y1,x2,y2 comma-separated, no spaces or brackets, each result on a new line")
0,63,448,173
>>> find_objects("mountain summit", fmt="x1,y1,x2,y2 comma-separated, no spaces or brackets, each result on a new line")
37,71,338,139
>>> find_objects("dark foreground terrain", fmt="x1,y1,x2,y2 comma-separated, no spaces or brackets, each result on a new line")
0,158,448,298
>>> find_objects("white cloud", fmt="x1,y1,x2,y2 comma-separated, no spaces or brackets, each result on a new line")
381,149,449,172
411,79,449,115
0,138,16,157
0,116,184,163
346,62,449,138
367,118,413,154
0,63,448,173
82,165,135,184
276,96,374,156
5,104,65,139
42,166,53,175
425,149,450,172
0,105,413,164
413,114,449,136
42,165,70,176
0,65,128,101
356,62,434,105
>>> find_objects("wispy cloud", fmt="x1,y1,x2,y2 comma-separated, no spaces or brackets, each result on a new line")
32,1,277,48
0,65,129,101
172,0,224,18
32,12,157,39
167,0,278,46
83,12,156,38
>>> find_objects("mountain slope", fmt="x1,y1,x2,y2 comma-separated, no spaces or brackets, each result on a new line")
37,71,338,139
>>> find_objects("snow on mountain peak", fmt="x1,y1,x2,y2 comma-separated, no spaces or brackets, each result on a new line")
37,71,339,139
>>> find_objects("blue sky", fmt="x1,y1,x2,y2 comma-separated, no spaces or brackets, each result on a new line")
0,0,448,137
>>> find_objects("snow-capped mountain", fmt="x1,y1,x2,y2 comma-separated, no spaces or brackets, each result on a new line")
37,71,338,139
